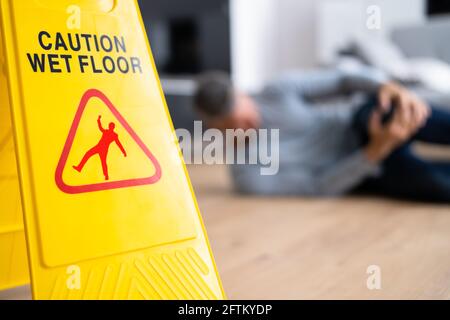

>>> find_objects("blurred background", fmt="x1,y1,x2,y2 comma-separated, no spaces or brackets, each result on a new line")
132,0,450,300
133,0,450,300
139,0,450,131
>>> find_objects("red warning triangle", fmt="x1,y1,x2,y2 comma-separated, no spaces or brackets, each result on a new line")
55,89,162,194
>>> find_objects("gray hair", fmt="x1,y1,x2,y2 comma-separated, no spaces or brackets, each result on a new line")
194,71,234,117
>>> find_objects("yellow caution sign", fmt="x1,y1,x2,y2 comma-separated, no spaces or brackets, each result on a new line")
0,0,224,299
0,38,29,290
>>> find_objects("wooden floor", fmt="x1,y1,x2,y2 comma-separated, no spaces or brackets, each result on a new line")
190,164,450,300
2,163,450,300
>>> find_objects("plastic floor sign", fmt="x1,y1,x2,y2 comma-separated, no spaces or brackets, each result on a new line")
0,0,224,299
0,41,29,290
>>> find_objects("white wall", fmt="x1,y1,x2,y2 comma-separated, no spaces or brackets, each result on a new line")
231,0,425,92
230,0,279,92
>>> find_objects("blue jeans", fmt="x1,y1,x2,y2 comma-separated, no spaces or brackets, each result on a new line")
353,98,450,203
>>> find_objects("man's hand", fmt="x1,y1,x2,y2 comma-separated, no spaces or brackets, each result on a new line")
365,83,431,163
123,152,127,158
98,115,102,120
378,82,430,127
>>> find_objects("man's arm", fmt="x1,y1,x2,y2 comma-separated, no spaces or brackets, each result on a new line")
316,83,430,194
115,137,127,157
233,84,430,196
313,150,380,196
316,84,431,195
97,115,105,132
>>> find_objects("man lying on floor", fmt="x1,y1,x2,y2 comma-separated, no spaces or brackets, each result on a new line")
194,67,450,203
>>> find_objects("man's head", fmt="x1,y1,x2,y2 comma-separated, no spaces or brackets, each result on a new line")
109,122,115,130
194,72,261,130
